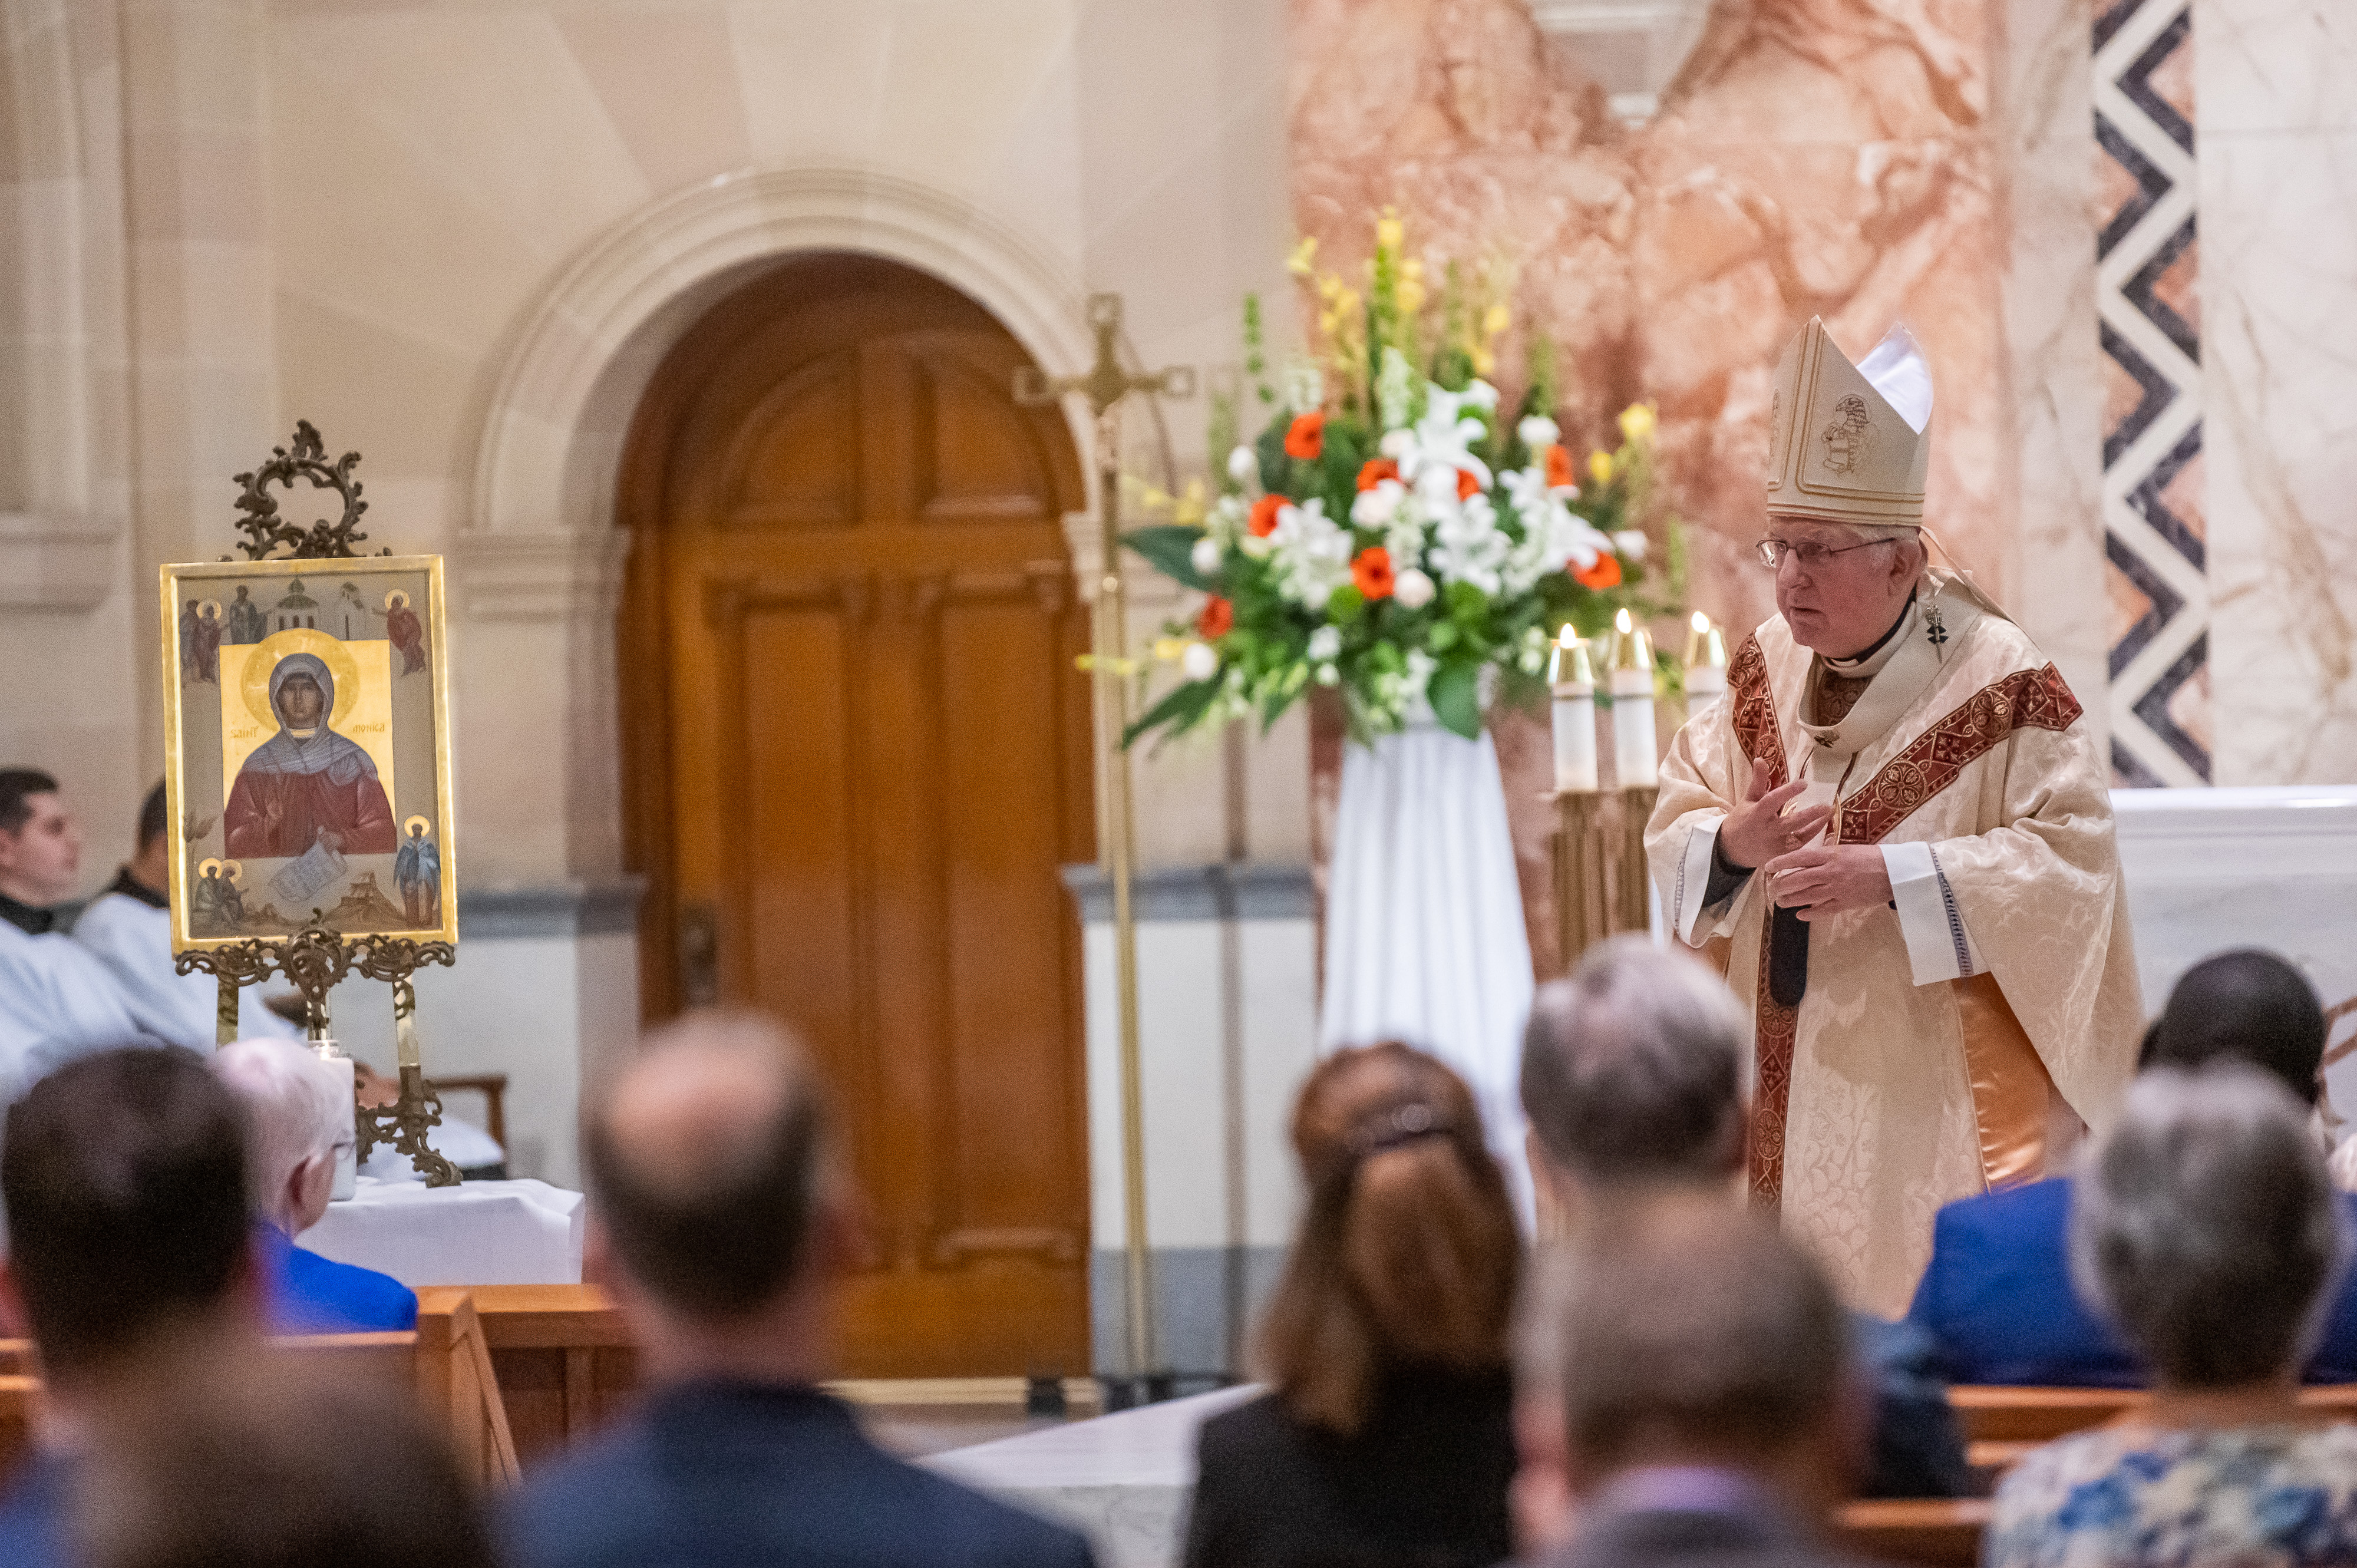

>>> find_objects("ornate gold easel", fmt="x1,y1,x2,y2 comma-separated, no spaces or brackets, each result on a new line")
171,422,461,1185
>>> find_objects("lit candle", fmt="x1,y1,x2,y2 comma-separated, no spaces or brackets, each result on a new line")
314,1041,358,1201
1683,610,1729,712
1549,628,1599,793
1609,609,1659,788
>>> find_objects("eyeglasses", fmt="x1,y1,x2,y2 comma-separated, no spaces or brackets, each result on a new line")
1754,537,1897,571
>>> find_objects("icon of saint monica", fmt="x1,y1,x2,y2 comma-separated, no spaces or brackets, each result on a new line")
223,651,397,859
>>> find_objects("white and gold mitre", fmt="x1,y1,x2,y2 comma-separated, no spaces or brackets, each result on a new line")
1764,318,1933,527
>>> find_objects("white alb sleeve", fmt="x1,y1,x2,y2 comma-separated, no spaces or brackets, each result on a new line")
1669,817,1744,948
1883,840,1984,986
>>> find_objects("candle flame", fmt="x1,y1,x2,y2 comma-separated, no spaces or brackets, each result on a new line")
1691,609,1710,633
1556,625,1577,648
1614,608,1633,634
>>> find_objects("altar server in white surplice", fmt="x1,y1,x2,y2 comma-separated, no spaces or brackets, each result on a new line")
1644,319,2143,1316
74,782,302,1050
0,770,174,1099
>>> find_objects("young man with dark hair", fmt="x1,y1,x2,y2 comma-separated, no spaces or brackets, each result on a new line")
0,771,167,1095
72,782,297,1047
504,1011,1095,1568
0,1047,267,1565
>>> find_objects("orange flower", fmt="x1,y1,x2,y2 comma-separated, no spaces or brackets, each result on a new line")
1197,596,1234,639
1457,469,1483,501
1544,444,1576,489
1284,411,1326,460
1248,494,1286,537
1356,457,1399,491
1574,554,1623,590
1352,546,1396,600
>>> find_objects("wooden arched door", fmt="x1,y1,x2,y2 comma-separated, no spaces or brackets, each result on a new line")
618,253,1094,1378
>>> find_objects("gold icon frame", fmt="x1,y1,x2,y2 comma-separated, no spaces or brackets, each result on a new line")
159,554,457,953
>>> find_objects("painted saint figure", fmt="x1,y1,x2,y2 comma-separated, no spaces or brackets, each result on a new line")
383,590,428,675
395,819,440,927
226,586,266,645
191,603,223,684
223,653,396,860
178,600,200,678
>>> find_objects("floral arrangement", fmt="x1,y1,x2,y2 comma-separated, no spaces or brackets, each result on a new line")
1125,213,1684,746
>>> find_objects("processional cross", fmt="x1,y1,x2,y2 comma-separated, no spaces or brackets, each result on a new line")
1015,296,1193,1397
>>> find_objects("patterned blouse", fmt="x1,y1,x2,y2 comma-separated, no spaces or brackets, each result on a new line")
1988,1422,2357,1567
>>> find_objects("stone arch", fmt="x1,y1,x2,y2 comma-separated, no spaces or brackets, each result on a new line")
466,166,1102,549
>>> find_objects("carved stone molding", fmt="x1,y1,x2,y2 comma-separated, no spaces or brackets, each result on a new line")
0,512,118,611
449,530,628,622
467,164,1101,550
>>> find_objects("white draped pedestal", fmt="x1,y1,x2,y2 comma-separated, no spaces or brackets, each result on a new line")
1321,721,1535,1220
301,1176,586,1286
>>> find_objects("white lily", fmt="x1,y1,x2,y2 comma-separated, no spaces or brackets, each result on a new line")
1614,530,1649,562
1268,498,1352,608
1308,625,1342,661
1517,414,1560,450
1392,566,1437,610
1181,642,1220,681
1190,536,1223,576
1227,445,1260,488
1396,381,1497,499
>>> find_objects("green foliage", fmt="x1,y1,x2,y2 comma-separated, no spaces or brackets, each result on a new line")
1124,524,1212,591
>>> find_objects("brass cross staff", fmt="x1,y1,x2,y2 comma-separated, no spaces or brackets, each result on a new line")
1015,295,1193,1394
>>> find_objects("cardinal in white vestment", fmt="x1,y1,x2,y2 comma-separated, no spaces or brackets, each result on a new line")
1645,320,2143,1316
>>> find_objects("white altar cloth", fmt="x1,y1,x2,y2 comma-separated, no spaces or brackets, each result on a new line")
925,1385,1257,1568
300,1176,585,1287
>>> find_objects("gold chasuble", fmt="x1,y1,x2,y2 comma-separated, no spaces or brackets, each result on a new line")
1647,573,2143,1313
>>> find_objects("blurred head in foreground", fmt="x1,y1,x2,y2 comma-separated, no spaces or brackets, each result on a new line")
2074,1063,2348,1391
1520,936,1748,1227
0,1048,258,1390
1257,1041,1521,1435
78,1359,495,1568
583,1010,855,1384
1518,1200,1861,1546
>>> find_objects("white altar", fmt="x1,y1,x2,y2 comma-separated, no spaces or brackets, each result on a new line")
924,1385,1255,1568
301,1176,585,1286
2112,785,2357,1113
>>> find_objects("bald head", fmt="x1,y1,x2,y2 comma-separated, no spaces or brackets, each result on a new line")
586,1012,831,1321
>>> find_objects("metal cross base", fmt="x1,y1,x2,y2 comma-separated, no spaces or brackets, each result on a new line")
356,1063,461,1187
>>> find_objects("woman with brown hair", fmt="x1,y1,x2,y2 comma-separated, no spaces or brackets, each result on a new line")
1184,1042,1523,1568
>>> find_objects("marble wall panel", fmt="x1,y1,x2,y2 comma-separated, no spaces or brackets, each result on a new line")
2198,0,2357,785
1292,0,2031,968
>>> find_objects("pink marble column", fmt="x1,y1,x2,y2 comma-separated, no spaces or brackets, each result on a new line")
1291,0,2021,976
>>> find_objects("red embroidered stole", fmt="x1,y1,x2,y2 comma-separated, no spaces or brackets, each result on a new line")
1725,636,2083,1207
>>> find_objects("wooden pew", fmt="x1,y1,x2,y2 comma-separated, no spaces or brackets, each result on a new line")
1950,1384,2357,1471
0,1375,35,1488
0,1298,521,1493
466,1283,638,1466
1837,1499,1989,1566
414,1289,523,1487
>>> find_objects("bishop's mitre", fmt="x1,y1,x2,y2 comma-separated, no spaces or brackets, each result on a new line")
1764,316,1933,529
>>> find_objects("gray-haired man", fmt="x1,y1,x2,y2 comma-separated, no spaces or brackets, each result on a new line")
1514,937,1966,1548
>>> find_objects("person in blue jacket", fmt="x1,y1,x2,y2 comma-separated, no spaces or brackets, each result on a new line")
213,1036,416,1332
1908,948,2357,1386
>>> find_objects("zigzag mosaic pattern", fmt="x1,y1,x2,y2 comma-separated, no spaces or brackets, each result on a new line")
2097,0,2208,785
